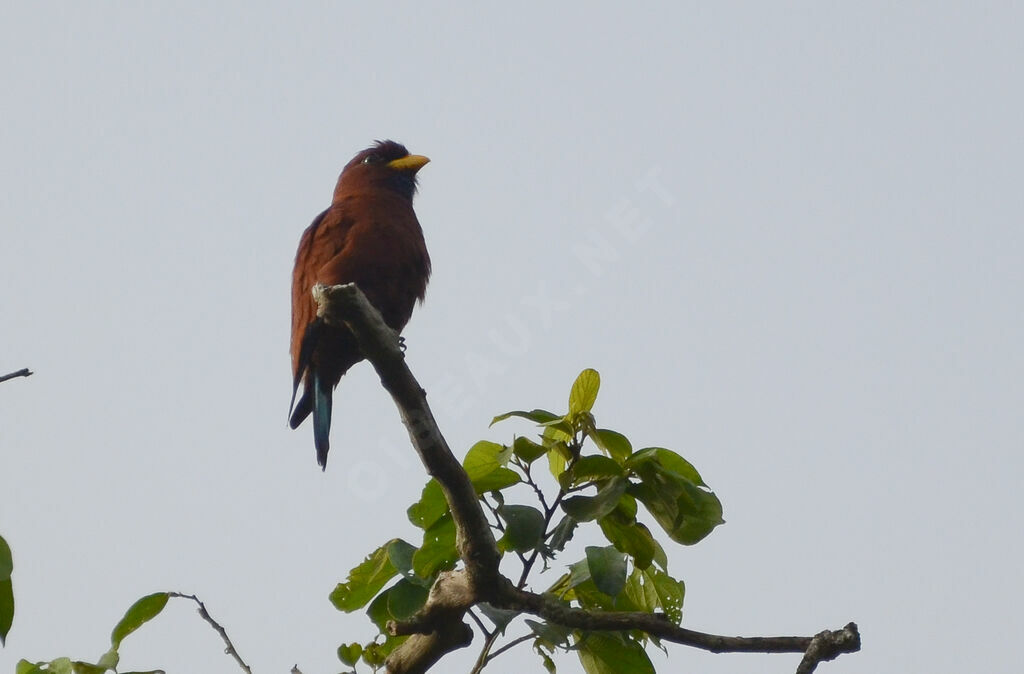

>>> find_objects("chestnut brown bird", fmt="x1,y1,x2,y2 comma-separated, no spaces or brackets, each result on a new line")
289,140,431,469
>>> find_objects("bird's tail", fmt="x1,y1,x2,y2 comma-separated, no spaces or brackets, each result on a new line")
313,370,332,470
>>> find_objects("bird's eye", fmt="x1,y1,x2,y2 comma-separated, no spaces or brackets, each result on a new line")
362,154,378,165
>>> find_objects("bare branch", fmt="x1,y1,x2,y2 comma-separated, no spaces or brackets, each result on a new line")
0,368,32,384
495,584,860,657
168,592,251,674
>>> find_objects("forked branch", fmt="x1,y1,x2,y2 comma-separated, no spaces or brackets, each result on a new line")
314,282,860,674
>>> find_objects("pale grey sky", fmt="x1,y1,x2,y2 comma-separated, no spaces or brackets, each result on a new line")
2,4,1021,674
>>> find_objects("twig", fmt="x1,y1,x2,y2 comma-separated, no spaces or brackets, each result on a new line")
516,460,574,589
466,608,491,638
518,460,549,513
484,633,535,662
168,592,252,674
467,630,501,674
0,368,32,384
480,495,505,533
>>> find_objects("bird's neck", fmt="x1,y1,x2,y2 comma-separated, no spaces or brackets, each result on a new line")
333,188,415,207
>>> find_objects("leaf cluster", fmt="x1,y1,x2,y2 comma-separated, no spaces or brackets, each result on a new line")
331,369,724,673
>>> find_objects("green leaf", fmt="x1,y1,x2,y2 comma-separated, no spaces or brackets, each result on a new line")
542,420,575,443
547,440,571,479
585,546,627,598
674,482,725,542
366,590,395,632
513,436,548,463
110,592,168,649
407,479,449,530
649,567,686,624
619,566,685,624
0,535,12,646
491,409,561,426
536,646,557,674
463,441,511,480
548,558,591,597
527,619,573,649
372,634,410,660
330,545,398,612
562,455,623,488
462,441,519,493
630,479,724,545
337,642,363,666
387,578,429,620
95,650,118,670
386,539,418,576
472,467,521,493
614,492,638,520
478,603,518,634
651,536,668,571
70,662,107,674
412,514,458,578
16,661,44,674
499,505,546,553
626,448,724,545
623,567,658,614
626,447,705,486
548,515,578,553
561,477,627,522
44,659,72,674
569,369,601,416
361,641,388,667
0,579,12,647
598,515,656,570
0,535,12,581
358,633,410,666
576,632,655,674
591,429,632,463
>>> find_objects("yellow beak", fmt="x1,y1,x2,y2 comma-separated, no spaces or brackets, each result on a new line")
387,154,430,172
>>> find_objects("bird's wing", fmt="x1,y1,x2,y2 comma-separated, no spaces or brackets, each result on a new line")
290,207,354,379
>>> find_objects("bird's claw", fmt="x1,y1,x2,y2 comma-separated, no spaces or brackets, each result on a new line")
398,336,407,352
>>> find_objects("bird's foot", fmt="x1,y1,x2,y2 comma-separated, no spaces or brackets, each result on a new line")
398,336,407,352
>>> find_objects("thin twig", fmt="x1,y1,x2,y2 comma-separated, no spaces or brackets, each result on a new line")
481,495,506,533
516,455,576,588
467,608,492,638
484,633,535,662
168,592,252,674
467,630,502,674
0,368,32,384
519,460,549,513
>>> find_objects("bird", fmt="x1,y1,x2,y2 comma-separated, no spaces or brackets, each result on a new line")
289,140,431,469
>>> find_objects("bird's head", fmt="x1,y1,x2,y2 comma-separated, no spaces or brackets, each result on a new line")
334,140,430,202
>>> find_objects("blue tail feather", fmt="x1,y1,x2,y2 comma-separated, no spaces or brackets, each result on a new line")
313,371,333,470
